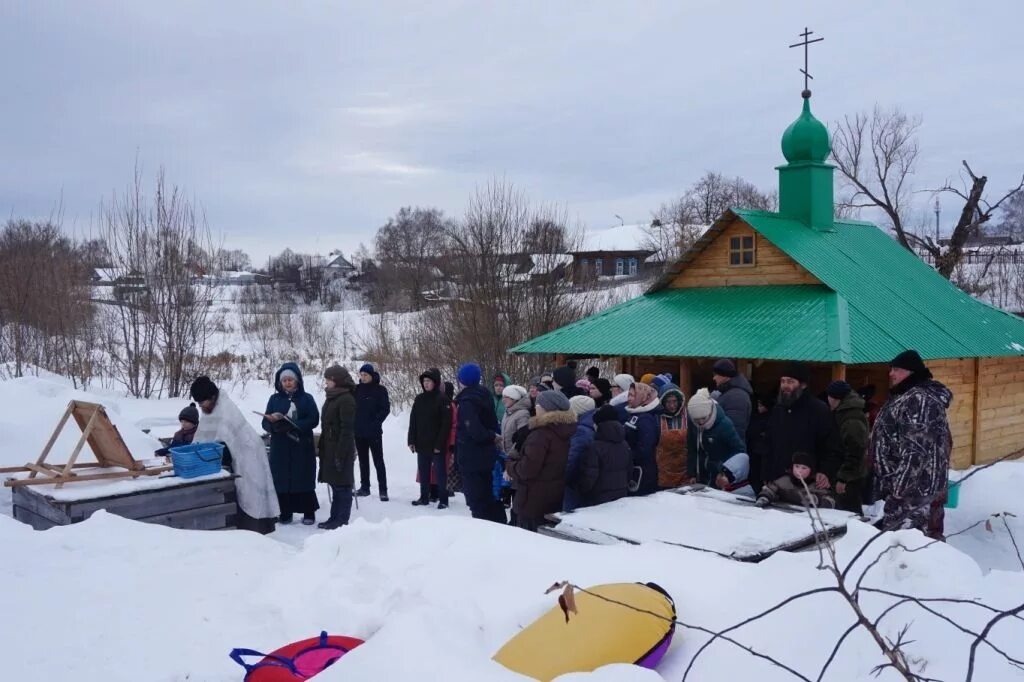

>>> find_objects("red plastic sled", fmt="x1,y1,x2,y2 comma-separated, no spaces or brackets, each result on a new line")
230,632,364,680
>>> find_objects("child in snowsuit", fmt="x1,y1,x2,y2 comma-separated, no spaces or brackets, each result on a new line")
155,403,199,457
755,451,837,510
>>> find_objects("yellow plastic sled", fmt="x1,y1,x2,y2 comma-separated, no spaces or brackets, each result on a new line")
493,582,676,681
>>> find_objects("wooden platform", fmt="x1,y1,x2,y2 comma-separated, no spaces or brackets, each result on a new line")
12,474,239,531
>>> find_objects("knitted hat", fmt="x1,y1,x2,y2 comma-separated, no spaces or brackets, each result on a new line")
553,366,576,390
781,362,810,384
686,388,716,422
575,379,593,393
493,373,507,385
189,376,218,403
536,390,571,412
178,402,199,426
324,364,355,388
359,363,375,375
639,373,657,385
502,385,528,402
631,382,659,407
891,350,931,379
593,404,619,425
278,368,299,384
585,366,601,381
712,358,738,378
612,374,635,394
457,363,482,386
569,395,596,417
792,451,814,468
826,380,852,399
651,373,673,391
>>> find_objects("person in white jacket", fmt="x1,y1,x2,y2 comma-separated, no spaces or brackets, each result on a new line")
189,376,280,534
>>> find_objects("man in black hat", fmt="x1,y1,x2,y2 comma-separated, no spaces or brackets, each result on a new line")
826,380,869,513
764,362,837,490
711,358,753,439
869,350,952,539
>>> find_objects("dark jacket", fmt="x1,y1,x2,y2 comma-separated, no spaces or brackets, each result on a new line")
263,363,320,494
508,410,576,520
714,374,753,438
562,409,595,511
870,378,952,502
624,401,661,496
746,408,772,489
318,383,357,487
455,383,500,474
686,408,746,485
757,474,837,509
765,391,837,484
576,420,632,508
407,368,452,455
156,425,197,457
834,393,869,484
354,370,390,439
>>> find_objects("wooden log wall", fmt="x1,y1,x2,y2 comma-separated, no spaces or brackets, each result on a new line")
975,356,1024,464
928,358,977,469
668,221,820,288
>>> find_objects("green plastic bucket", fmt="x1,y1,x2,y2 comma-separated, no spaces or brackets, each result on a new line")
945,479,961,509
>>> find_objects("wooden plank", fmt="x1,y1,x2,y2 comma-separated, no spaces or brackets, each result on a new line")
68,478,236,521
13,505,60,531
831,363,846,381
973,357,983,465
57,406,102,488
137,502,237,531
29,403,74,479
4,466,172,488
0,463,99,474
12,486,72,525
678,358,693,399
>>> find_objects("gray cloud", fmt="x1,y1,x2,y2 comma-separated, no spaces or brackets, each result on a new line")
1,0,1021,264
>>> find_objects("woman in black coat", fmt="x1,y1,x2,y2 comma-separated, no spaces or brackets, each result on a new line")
318,365,357,530
575,405,632,507
407,368,452,508
263,362,320,525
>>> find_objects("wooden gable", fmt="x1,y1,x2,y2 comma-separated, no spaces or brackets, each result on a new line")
668,218,820,289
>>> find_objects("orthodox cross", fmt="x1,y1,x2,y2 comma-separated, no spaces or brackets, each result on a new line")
789,27,824,97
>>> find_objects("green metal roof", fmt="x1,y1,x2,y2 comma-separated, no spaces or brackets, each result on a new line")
730,209,1024,361
511,285,849,360
511,210,1024,362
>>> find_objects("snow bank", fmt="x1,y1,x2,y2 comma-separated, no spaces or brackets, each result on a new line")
3,512,1024,681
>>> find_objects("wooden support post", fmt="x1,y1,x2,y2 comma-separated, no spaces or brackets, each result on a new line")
677,358,693,398
972,357,983,465
555,354,566,368
56,406,101,489
831,363,847,381
28,403,74,479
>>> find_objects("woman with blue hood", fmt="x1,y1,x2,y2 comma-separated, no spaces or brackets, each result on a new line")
263,362,320,525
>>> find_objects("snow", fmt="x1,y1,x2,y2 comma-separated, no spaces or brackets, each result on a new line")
13,469,231,503
553,490,855,559
3,372,1024,680
578,224,652,253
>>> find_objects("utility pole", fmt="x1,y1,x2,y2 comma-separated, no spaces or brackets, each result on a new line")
934,197,941,243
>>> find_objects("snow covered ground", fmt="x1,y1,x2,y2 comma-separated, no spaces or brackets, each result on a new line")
3,373,1024,680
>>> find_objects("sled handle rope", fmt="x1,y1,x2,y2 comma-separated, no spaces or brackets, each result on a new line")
230,631,354,675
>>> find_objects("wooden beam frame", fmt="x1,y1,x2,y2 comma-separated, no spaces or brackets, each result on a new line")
972,357,983,465
6,466,173,488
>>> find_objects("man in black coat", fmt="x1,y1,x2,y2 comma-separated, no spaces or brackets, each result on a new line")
355,363,391,500
552,365,585,399
764,362,838,491
455,362,507,524
711,358,753,439
408,368,452,509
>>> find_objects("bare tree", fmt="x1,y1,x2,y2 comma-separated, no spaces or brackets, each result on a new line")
993,190,1024,240
374,206,449,311
832,105,1024,280
0,220,94,381
100,164,218,398
214,248,252,272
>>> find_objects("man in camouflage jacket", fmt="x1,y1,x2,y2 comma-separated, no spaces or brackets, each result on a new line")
870,350,952,540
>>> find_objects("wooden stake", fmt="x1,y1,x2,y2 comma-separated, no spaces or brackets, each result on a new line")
28,403,74,479
56,406,101,489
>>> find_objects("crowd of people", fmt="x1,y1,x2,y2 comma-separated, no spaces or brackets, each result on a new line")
176,349,952,541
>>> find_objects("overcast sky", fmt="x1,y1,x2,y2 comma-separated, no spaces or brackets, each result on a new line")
1,1,1021,265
